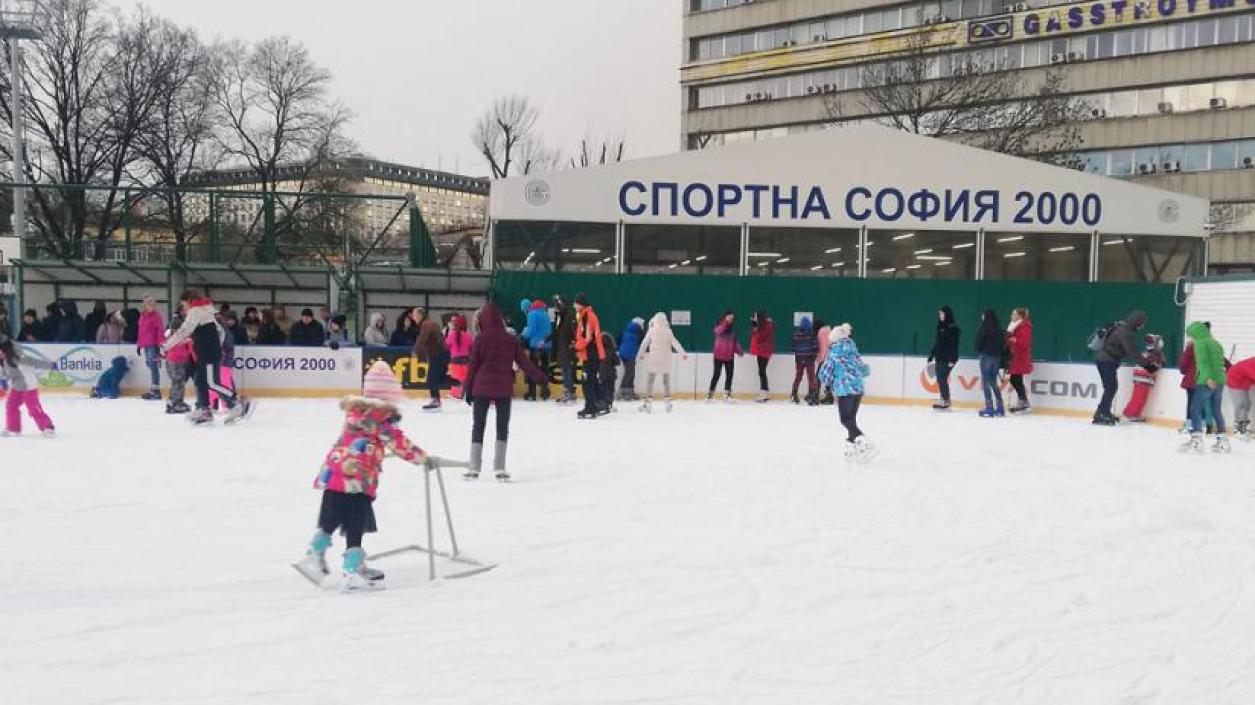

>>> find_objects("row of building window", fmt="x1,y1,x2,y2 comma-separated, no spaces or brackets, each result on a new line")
691,0,1077,61
694,76,1255,149
691,0,757,13
1076,139,1255,176
494,222,1201,283
693,13,1255,109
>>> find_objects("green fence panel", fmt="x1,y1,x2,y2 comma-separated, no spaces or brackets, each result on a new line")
490,272,1182,364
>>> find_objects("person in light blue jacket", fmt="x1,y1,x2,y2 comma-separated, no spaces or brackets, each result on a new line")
818,323,876,463
520,298,553,401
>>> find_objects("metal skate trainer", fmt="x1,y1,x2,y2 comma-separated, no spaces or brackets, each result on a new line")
368,460,496,581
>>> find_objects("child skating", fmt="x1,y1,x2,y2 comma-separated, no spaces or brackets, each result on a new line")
636,312,687,413
1122,334,1164,423
294,361,445,592
160,289,253,425
0,336,56,437
818,323,875,464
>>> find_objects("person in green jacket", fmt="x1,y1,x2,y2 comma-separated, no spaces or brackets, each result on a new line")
1183,321,1230,453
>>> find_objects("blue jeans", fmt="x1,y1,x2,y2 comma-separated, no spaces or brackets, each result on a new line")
1189,385,1226,433
561,359,576,395
979,354,1003,410
143,346,161,387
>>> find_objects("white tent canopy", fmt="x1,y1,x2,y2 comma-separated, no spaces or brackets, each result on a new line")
490,125,1207,238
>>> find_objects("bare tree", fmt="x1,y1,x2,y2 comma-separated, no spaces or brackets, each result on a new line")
472,95,549,178
825,23,1089,167
568,134,626,169
209,35,353,260
132,22,220,261
3,0,118,258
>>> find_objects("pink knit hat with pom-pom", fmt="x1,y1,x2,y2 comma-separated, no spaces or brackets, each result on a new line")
362,360,403,403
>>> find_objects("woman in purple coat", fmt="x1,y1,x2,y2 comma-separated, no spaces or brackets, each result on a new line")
463,302,546,481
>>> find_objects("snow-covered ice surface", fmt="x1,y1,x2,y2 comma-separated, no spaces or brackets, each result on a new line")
5,397,1255,704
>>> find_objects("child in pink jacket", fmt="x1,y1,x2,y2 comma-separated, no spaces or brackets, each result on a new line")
293,361,444,592
445,314,473,399
137,295,165,400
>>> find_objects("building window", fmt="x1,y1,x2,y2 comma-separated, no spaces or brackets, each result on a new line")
745,227,859,277
494,221,615,272
1098,235,1204,282
864,229,977,280
984,233,1091,282
625,224,740,275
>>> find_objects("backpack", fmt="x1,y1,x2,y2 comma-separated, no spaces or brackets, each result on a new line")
1087,321,1119,352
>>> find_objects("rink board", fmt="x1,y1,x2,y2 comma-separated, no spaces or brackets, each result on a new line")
11,343,1206,425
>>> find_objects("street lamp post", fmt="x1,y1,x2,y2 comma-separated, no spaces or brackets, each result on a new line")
1,1,41,254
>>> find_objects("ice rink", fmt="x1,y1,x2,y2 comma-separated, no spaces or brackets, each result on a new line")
5,396,1255,704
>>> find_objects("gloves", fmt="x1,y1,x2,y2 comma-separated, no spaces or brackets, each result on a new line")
424,455,442,471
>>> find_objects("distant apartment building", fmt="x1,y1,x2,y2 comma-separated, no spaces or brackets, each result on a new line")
681,0,1255,271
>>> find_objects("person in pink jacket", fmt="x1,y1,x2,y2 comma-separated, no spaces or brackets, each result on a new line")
294,361,444,592
707,311,743,402
137,295,165,401
815,319,834,405
445,314,473,400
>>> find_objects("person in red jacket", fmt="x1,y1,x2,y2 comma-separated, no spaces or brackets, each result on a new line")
749,309,775,403
1228,356,1255,439
1005,307,1034,413
463,302,546,481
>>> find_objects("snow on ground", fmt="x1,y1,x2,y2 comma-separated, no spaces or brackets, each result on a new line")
4,396,1255,704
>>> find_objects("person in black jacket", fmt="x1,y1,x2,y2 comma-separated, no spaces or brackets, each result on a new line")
551,294,577,404
974,308,1006,417
83,300,107,344
928,306,961,410
56,300,87,342
256,309,287,345
287,308,326,347
1092,309,1147,425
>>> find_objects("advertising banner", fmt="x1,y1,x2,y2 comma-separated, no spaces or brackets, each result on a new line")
15,343,362,396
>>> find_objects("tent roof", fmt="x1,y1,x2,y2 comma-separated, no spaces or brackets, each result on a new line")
490,125,1207,238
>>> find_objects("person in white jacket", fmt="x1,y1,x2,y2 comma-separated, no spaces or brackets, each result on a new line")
362,312,390,346
636,312,688,413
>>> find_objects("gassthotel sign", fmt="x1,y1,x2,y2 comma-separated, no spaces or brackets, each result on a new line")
968,0,1254,44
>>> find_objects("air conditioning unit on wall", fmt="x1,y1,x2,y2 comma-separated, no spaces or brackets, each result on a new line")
1137,162,1157,175
1162,160,1181,173
1157,101,1174,114
1210,97,1228,109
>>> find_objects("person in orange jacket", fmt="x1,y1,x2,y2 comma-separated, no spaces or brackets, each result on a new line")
574,292,605,419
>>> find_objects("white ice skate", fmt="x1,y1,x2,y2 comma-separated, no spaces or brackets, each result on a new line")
341,570,385,593
1179,432,1205,454
843,441,857,463
223,398,255,425
187,408,213,425
723,391,734,403
853,437,879,465
41,428,56,438
1213,435,1232,454
665,398,673,413
640,398,652,414
292,551,329,585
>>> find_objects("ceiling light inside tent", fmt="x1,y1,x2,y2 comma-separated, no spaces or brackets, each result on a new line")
952,243,975,250
914,248,933,255
776,257,790,264
810,265,823,271
695,255,708,261
1049,246,1075,253
1103,239,1123,246
893,232,916,240
748,252,782,258
906,264,922,270
825,247,842,254
571,248,602,254
997,235,1024,243
831,261,845,267
1003,251,1027,258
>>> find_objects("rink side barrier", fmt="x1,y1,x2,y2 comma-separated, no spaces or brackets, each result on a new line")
518,353,1202,427
16,343,1206,426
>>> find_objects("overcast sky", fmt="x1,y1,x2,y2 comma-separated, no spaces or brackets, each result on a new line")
132,0,682,177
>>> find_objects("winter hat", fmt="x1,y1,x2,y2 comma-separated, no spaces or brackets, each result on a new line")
575,292,589,307
301,308,314,317
362,360,403,403
632,317,644,329
832,323,853,340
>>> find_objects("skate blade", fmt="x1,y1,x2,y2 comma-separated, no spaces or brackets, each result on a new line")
291,562,327,587
463,473,480,481
340,581,386,594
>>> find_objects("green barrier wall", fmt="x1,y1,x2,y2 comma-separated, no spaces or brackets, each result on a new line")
491,272,1183,364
